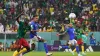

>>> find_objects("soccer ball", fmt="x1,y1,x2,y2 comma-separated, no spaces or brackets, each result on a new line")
69,13,76,19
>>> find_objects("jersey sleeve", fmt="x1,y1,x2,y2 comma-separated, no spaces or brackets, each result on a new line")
30,24,33,30
30,23,36,31
30,24,34,31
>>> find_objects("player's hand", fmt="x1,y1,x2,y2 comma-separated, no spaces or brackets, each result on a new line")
56,33,60,36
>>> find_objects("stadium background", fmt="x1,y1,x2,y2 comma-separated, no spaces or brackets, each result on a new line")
0,32,100,51
0,0,100,56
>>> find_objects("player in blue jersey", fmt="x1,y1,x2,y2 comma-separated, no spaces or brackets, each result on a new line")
29,15,52,56
58,23,82,56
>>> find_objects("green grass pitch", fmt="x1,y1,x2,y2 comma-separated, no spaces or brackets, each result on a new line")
0,51,100,56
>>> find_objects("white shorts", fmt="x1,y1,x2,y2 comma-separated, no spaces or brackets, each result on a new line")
68,39,77,45
30,36,42,44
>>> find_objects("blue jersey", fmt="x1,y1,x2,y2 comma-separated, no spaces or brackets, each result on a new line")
66,27,75,40
30,21,38,39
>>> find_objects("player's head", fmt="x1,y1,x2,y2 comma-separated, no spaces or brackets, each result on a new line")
83,32,88,36
69,23,73,27
86,33,88,36
76,21,81,27
32,15,39,22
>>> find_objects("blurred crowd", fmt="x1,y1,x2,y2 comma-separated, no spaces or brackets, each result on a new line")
0,41,18,51
0,0,100,33
0,42,3,51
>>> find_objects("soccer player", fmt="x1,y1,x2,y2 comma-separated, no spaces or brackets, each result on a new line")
58,23,82,56
29,15,52,56
12,12,31,56
82,32,88,52
73,23,86,55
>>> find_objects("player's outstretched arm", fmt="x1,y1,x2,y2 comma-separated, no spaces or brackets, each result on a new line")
57,31,66,36
31,29,39,33
30,24,39,33
16,12,24,23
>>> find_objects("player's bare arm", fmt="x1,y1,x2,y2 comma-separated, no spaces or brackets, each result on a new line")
57,31,66,36
16,12,24,23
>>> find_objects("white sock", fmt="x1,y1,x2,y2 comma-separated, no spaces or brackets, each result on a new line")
89,46,94,52
69,49,74,55
65,49,68,52
86,48,90,52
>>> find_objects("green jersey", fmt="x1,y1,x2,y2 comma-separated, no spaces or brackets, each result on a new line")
17,21,31,38
82,34,87,43
75,28,83,39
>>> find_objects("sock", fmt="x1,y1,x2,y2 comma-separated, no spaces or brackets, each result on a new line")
29,43,32,50
81,45,84,53
19,48,27,54
73,48,76,52
13,50,19,56
76,46,79,54
44,43,48,54
89,46,93,52
69,49,74,55
30,39,33,49
62,46,69,49
86,48,90,52
65,49,68,52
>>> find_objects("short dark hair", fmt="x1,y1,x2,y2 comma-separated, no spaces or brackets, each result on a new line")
33,15,38,18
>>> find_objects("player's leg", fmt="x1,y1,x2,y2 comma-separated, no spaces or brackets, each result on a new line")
29,37,36,50
78,39,85,54
73,39,81,53
29,38,33,50
13,40,21,56
21,36,38,55
59,40,74,55
73,48,76,52
19,43,35,56
13,50,19,56
73,36,77,52
74,40,82,56
18,38,30,55
73,45,82,53
77,39,86,55
73,39,84,53
59,40,71,49
81,44,84,53
81,43,86,55
13,49,20,56
59,45,70,49
37,36,52,56
84,43,87,51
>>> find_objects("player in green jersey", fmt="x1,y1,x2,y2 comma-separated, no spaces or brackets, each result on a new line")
13,12,31,56
73,23,86,55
